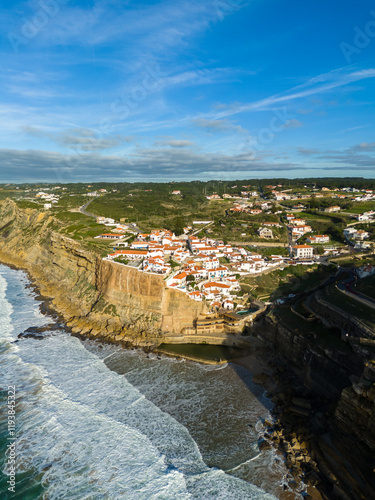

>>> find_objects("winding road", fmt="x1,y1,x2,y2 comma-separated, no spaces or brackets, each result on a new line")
79,198,96,217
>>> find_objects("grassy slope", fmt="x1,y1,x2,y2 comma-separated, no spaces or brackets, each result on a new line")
240,264,334,300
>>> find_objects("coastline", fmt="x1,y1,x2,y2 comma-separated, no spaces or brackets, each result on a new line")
232,353,327,500
0,258,328,498
0,259,74,335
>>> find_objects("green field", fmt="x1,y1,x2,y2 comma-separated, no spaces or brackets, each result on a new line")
248,246,289,257
342,201,375,214
331,255,375,268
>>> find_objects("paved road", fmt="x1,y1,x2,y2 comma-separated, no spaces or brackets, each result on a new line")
79,199,142,233
229,241,288,247
191,221,214,236
336,269,375,310
337,283,375,311
80,198,96,217
346,219,375,227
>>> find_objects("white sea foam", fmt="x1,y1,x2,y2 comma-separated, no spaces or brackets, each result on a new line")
0,265,277,499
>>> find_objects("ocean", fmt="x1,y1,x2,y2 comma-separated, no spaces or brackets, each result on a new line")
0,264,302,499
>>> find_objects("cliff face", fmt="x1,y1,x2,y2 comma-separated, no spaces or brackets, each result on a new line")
256,312,375,499
97,259,206,337
0,199,205,344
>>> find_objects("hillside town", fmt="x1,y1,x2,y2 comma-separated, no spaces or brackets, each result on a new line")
100,224,327,312
2,180,375,311
85,184,375,311
103,227,285,311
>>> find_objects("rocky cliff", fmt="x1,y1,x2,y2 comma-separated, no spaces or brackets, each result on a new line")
254,309,375,499
0,199,206,345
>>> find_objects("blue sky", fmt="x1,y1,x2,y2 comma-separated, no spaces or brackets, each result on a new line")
0,0,374,182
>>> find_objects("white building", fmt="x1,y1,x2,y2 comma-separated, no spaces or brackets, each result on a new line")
291,245,314,259
306,235,330,244
324,206,341,213
353,230,369,241
344,227,357,239
356,214,369,222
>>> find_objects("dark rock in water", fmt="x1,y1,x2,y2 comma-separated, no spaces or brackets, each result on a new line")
288,480,299,490
258,438,272,451
18,332,45,340
18,324,58,340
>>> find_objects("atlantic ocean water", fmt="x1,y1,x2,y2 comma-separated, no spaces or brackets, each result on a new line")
0,264,301,499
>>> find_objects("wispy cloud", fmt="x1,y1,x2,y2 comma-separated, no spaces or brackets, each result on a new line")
1,136,374,183
56,128,131,152
349,142,375,152
21,125,133,152
283,119,303,129
154,139,195,148
297,141,375,169
193,118,246,133
202,67,375,120
297,147,320,156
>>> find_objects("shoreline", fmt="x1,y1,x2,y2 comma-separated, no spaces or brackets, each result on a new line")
0,259,328,499
0,259,74,335
232,353,329,500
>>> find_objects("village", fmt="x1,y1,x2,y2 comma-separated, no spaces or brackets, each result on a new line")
3,181,375,312
101,225,290,311
98,205,374,313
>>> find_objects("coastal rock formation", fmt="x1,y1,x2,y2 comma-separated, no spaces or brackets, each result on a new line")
255,310,375,499
0,199,205,344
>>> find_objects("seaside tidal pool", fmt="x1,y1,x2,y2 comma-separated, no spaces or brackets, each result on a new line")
0,264,304,499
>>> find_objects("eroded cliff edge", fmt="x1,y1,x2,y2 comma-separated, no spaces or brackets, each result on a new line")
253,308,375,500
0,199,206,345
